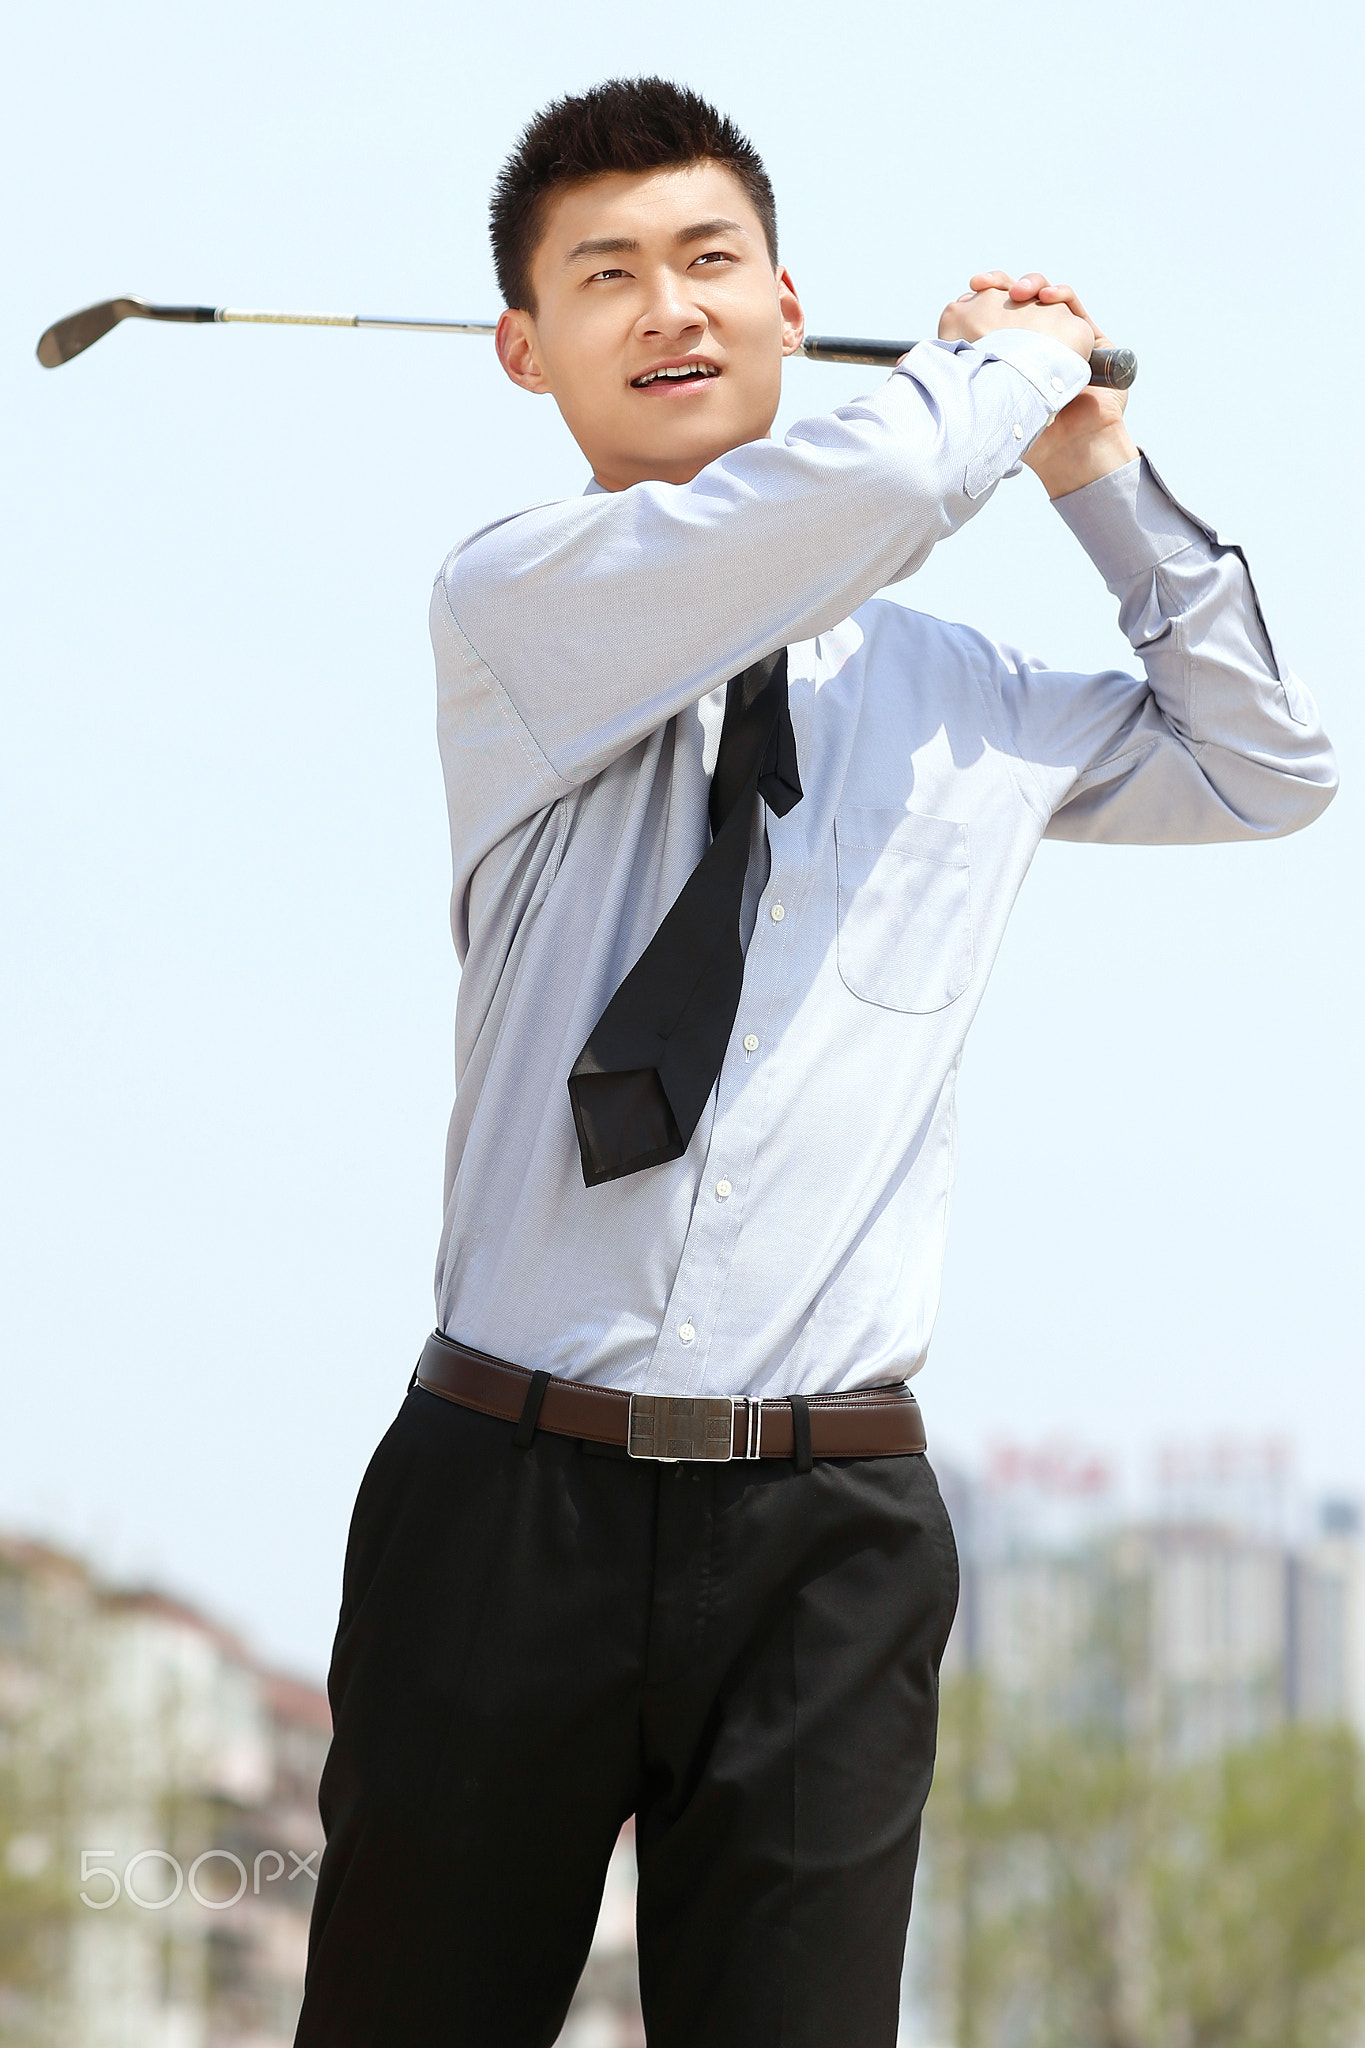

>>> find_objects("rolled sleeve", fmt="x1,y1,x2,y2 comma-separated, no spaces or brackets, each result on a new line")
993,454,1338,842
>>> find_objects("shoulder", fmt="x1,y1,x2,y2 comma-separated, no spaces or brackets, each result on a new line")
833,595,1003,680
433,497,583,603
810,600,1016,765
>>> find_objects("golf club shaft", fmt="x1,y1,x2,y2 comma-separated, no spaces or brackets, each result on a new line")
221,313,1135,385
36,297,1138,388
222,310,499,338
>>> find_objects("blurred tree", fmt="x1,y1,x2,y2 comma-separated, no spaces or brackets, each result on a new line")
1153,1726,1365,2048
921,1680,1365,2048
0,1549,88,2046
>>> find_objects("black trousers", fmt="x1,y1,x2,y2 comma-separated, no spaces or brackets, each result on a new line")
295,1384,959,2048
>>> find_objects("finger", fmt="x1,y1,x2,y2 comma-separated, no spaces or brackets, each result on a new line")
1010,273,1050,301
968,270,1016,292
1037,282,1100,331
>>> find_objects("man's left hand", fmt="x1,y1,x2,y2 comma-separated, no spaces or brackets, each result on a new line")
965,270,1139,500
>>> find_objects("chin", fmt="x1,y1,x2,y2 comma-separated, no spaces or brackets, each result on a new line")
650,414,768,480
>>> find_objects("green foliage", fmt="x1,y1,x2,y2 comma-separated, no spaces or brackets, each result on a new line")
1155,1726,1365,2048
0,1562,82,2046
920,1678,1365,2048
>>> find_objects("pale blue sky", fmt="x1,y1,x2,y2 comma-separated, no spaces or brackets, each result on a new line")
3,0,1360,1677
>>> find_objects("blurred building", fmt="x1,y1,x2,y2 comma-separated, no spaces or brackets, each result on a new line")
898,1444,1365,2048
0,1534,327,2047
939,1436,1365,1759
556,1822,645,2048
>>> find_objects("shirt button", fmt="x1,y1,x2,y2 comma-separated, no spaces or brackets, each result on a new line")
1050,376,1065,393
716,1178,732,1200
770,902,786,923
678,1319,696,1344
1012,423,1024,440
743,1033,759,1053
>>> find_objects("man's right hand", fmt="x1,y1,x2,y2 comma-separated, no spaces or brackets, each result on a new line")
938,270,1095,362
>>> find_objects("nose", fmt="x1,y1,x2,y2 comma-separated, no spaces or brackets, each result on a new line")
638,267,707,348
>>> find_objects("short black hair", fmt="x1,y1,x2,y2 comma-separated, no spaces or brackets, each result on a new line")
490,77,778,314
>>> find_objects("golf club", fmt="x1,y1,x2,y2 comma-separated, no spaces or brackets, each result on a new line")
36,296,1138,388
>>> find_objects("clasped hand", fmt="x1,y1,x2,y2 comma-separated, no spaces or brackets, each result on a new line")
938,270,1137,499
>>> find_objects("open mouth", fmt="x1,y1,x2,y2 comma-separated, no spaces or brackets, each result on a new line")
630,363,721,389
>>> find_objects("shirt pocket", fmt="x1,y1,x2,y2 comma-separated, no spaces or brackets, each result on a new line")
834,807,973,1013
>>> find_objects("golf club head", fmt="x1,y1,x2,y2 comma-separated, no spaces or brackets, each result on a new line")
36,296,158,368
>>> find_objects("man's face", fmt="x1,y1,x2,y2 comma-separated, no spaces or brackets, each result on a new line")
496,162,804,492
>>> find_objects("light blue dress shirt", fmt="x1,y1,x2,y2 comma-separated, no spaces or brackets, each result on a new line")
428,330,1336,1399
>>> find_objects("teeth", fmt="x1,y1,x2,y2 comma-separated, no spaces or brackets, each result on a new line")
633,363,719,387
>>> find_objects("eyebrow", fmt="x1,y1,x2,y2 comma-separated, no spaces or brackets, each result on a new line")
562,218,748,265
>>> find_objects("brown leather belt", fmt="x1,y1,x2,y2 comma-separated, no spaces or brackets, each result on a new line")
414,1332,926,1464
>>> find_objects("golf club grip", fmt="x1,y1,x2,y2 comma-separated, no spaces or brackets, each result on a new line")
802,336,1137,389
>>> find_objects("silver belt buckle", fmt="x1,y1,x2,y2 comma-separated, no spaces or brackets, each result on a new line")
628,1394,734,1463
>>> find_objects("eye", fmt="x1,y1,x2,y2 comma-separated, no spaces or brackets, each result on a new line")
588,267,630,284
692,250,735,268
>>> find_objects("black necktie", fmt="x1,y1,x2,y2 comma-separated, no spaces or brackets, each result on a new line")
567,649,803,1188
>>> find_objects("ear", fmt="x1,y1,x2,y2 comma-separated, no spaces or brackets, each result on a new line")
496,308,551,394
776,266,805,358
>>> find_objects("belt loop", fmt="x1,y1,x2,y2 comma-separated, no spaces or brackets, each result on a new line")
513,1370,552,1450
789,1395,812,1475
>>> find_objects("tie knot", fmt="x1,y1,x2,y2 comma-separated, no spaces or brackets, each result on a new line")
709,649,802,835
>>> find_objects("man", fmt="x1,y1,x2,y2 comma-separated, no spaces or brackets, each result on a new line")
294,76,1336,2048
